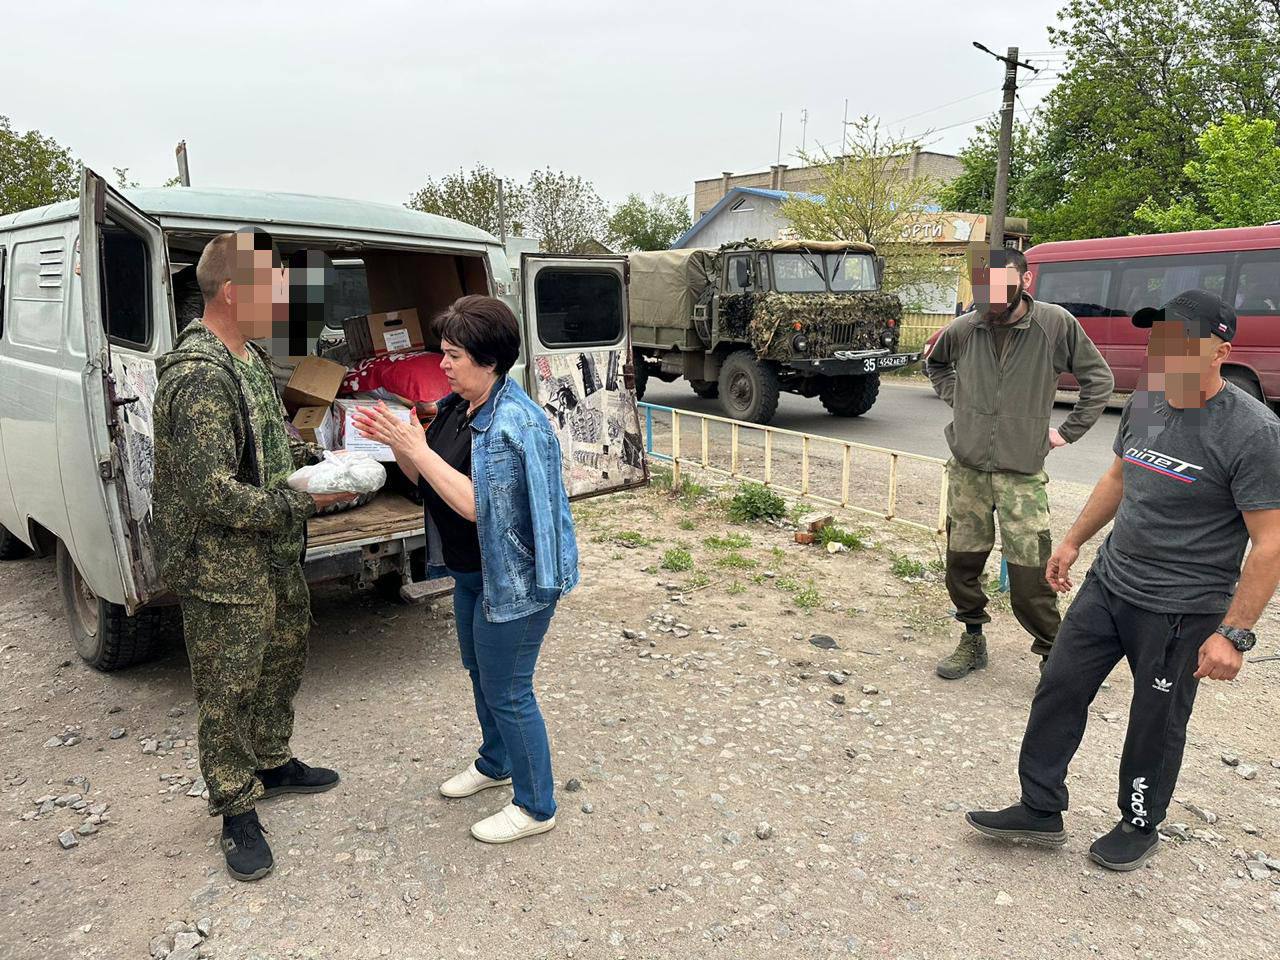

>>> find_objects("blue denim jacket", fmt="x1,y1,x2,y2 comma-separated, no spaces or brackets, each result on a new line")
425,376,580,622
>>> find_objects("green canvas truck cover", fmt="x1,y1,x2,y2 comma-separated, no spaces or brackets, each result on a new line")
628,249,717,332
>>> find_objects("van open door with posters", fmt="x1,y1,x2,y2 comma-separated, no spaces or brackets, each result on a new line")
519,253,649,498
67,168,177,669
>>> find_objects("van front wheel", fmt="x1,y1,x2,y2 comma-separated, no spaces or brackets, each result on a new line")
0,524,32,561
56,542,170,671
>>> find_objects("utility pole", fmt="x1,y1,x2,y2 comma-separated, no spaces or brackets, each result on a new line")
776,112,784,166
174,140,191,186
842,98,849,153
972,43,1037,251
497,177,507,246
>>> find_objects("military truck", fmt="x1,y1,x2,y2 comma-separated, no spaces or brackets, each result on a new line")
628,240,918,423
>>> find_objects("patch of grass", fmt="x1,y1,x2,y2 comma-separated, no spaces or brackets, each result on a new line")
715,551,757,570
610,551,623,561
689,571,712,588
771,546,786,561
650,466,675,493
727,482,787,523
704,533,752,551
751,573,768,586
793,581,822,609
660,548,694,572
891,554,927,579
678,518,697,531
928,557,946,574
614,530,652,548
727,580,746,596
776,575,801,592
678,478,709,506
786,501,811,524
816,526,867,550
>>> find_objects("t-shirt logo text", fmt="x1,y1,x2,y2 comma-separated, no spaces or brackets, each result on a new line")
1123,446,1203,484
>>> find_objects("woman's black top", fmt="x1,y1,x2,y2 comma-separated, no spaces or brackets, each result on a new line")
420,400,482,573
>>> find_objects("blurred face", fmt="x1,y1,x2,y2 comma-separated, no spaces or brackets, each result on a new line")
226,237,289,341
974,265,1026,321
1145,320,1230,408
440,338,498,403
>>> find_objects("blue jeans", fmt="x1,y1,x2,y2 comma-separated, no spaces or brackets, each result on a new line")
449,568,557,820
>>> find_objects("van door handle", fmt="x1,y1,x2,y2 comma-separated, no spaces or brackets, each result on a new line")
111,395,139,408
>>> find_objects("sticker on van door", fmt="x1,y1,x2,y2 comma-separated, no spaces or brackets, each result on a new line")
110,353,162,589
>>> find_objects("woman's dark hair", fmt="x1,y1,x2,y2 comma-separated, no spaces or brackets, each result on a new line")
434,295,521,377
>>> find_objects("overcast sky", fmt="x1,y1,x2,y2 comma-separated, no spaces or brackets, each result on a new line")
2,0,1068,211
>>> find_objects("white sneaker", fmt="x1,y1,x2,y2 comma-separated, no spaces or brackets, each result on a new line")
439,762,512,799
470,803,556,844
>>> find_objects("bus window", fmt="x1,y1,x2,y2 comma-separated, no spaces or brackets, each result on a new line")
1117,254,1228,316
1235,254,1280,315
1035,263,1115,317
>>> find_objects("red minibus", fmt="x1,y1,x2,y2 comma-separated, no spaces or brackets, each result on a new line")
925,225,1280,406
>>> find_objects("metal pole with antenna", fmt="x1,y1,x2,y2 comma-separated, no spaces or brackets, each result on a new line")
800,108,808,155
175,140,191,186
971,42,1038,251
842,98,849,153
776,112,783,166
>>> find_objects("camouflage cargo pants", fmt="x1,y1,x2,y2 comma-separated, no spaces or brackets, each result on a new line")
181,563,310,817
945,460,1060,655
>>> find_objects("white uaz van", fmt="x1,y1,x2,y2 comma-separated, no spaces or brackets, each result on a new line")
0,170,647,670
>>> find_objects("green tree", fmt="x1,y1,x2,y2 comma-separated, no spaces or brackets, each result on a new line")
0,116,79,216
524,168,608,255
606,192,692,251
1135,115,1280,230
1022,0,1280,239
936,117,1041,218
778,118,953,310
406,164,527,238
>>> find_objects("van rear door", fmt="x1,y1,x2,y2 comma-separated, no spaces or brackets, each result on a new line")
78,169,174,611
519,254,648,498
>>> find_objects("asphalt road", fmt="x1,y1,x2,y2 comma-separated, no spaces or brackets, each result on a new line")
640,377,1122,488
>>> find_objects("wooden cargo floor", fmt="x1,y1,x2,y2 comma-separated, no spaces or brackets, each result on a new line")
306,493,424,548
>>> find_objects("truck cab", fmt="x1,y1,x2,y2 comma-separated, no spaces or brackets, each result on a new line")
629,240,918,423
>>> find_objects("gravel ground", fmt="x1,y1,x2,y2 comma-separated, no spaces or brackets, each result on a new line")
2,476,1279,960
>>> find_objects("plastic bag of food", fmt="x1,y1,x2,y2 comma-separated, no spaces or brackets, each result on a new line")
287,451,387,495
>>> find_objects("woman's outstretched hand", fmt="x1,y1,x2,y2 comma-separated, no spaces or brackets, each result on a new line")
351,403,428,460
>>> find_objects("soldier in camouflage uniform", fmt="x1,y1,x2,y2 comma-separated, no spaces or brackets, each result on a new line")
926,249,1113,679
153,231,354,882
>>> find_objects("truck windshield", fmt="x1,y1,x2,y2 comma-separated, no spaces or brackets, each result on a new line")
771,252,827,292
826,253,877,291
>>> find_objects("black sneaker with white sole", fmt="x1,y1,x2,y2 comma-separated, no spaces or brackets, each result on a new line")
256,758,340,799
221,809,273,882
1088,820,1159,871
966,802,1067,846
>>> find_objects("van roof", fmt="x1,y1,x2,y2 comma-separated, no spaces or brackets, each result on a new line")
0,186,499,245
1027,224,1280,263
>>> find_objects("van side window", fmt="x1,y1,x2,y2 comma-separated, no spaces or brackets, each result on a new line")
7,238,66,350
1235,254,1280,315
1116,254,1228,317
533,268,623,347
1035,262,1115,318
100,223,151,348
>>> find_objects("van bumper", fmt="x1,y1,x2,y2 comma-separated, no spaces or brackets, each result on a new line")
304,532,426,589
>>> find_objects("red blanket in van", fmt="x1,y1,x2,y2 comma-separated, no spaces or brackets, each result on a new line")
340,352,451,404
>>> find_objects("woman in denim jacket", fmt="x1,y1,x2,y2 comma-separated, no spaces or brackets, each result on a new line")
354,296,578,844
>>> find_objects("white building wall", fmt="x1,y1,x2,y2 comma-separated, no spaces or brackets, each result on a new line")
676,197,789,248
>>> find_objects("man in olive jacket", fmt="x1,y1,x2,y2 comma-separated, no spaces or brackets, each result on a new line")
925,249,1113,679
154,231,353,882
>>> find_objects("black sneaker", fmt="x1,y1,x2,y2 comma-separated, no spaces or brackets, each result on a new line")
221,809,272,882
1088,820,1159,871
966,802,1067,846
256,758,341,799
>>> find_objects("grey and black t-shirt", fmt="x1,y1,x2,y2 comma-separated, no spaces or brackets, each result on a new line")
1092,383,1280,614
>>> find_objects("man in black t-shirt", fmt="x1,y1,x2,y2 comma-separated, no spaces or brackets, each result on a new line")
966,290,1280,871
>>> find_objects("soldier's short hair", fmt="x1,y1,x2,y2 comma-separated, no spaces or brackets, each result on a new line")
195,228,281,304
991,248,1029,275
434,295,521,376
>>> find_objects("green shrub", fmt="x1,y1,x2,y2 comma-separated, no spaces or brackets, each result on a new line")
891,554,927,579
776,575,801,592
816,526,866,550
727,580,746,596
614,531,651,548
689,571,711,588
715,551,757,570
728,483,786,523
661,548,694,572
704,533,752,551
793,581,822,609
678,518,697,531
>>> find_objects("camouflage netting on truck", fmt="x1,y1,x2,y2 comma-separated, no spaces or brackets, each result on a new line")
721,291,903,360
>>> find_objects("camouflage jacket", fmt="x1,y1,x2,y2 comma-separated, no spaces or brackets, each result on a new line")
153,322,320,604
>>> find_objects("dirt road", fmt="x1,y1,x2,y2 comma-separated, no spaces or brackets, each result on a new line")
2,477,1278,960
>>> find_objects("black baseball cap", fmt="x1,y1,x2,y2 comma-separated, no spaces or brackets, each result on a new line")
1132,289,1236,342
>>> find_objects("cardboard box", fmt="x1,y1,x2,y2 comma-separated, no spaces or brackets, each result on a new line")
331,398,413,461
343,309,425,359
282,356,347,413
291,406,333,447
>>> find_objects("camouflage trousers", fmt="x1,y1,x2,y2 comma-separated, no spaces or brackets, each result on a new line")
945,460,1060,655
181,563,311,817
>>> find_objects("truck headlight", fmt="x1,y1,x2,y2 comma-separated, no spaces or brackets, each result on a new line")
791,333,810,354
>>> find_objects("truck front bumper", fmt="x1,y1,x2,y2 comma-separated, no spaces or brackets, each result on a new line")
784,350,921,376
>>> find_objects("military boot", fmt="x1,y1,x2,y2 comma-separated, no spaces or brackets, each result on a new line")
936,631,989,680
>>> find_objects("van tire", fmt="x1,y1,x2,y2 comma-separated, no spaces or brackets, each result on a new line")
1224,369,1265,404
690,379,720,399
56,541,170,671
819,374,880,417
718,350,780,424
0,524,32,561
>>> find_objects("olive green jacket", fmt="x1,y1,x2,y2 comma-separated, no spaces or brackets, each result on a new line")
153,322,320,604
925,296,1113,475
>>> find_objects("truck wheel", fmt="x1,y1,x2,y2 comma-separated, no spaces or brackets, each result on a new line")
690,379,720,400
1223,369,1265,404
56,541,172,671
718,350,780,424
632,350,649,400
819,374,880,417
0,523,32,561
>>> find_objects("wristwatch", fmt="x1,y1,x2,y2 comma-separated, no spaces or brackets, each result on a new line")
1215,625,1257,652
